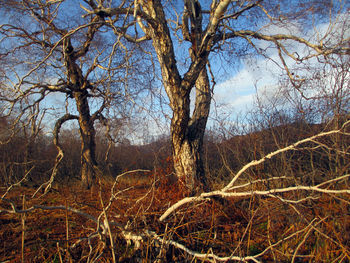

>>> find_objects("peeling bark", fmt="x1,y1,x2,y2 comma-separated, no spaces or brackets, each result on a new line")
172,68,211,194
86,0,232,193
138,0,223,194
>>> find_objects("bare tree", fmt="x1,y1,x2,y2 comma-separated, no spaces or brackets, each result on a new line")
82,0,350,193
0,0,140,188
1,47,349,261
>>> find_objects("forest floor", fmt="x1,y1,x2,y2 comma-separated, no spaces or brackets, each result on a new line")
0,178,349,262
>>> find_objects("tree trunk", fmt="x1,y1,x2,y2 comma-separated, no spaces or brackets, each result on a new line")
172,68,211,194
138,0,214,194
74,90,97,189
62,34,100,189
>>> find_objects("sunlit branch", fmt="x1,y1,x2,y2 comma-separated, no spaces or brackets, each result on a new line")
160,120,350,221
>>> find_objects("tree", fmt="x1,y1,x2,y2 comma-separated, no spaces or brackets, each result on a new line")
155,48,350,261
85,0,350,193
0,0,138,189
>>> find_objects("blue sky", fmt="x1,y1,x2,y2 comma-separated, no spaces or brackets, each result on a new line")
210,10,350,127
39,6,350,142
1,1,349,143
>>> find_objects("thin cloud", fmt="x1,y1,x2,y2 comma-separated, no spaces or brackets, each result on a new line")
212,13,349,120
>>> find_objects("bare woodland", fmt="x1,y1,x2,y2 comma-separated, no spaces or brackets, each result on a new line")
0,0,349,262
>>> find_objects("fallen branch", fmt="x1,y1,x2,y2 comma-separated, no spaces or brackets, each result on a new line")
160,122,350,221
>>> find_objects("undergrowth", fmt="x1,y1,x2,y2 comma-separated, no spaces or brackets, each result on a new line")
1,174,349,262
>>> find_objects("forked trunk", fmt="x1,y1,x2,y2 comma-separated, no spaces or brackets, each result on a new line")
171,68,211,194
139,0,213,194
62,35,101,189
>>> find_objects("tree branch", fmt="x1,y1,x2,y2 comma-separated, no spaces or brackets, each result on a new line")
160,120,350,221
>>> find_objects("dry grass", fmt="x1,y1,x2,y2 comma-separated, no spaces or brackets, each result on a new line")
1,176,349,262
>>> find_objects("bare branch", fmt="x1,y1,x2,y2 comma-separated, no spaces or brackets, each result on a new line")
160,120,350,221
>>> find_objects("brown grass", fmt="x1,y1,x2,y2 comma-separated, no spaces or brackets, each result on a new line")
0,179,349,262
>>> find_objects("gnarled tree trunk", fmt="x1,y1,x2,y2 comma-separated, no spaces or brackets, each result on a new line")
134,0,227,194
63,35,100,189
172,68,211,193
74,90,97,189
88,0,232,194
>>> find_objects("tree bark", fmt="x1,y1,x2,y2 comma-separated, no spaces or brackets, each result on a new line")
172,68,211,194
62,31,101,189
73,90,97,189
88,0,231,193
138,0,218,194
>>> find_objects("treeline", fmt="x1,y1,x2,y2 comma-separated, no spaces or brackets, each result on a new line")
206,116,349,188
0,115,168,186
1,111,348,189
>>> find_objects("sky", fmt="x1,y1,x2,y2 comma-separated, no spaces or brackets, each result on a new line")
210,11,350,130
1,1,349,143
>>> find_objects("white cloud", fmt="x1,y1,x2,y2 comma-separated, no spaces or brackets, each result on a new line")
212,13,350,121
213,60,278,117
